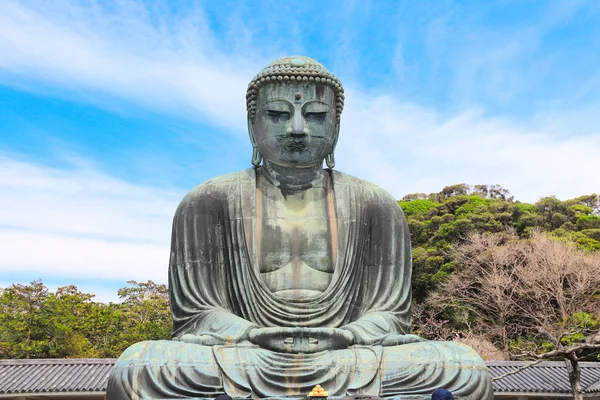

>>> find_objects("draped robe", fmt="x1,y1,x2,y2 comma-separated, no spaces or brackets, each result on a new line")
106,168,494,400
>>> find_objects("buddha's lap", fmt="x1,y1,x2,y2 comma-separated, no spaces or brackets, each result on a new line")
115,339,486,374
109,340,492,399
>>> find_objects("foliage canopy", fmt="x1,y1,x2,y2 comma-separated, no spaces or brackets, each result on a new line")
0,280,171,359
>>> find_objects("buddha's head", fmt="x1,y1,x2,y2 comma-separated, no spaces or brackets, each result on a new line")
246,56,344,169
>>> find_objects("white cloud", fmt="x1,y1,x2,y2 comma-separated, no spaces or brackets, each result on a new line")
0,229,168,281
338,94,600,202
0,0,261,134
0,156,178,287
0,157,178,242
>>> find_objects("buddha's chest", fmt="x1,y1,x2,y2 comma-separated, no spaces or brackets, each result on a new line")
256,185,335,298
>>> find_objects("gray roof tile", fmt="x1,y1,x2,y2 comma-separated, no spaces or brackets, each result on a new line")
487,361,600,394
0,358,598,395
0,358,116,394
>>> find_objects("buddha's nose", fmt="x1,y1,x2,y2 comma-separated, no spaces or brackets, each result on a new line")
287,111,308,136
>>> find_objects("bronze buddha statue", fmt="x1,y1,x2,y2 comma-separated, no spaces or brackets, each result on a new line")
107,56,493,400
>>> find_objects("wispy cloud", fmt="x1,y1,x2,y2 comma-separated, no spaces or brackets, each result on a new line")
0,156,179,283
339,94,600,201
0,0,261,133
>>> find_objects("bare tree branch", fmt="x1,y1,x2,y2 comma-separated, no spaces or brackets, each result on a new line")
432,229,600,398
491,358,545,381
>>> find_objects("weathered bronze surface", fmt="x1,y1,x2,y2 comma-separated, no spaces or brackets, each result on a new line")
106,56,494,400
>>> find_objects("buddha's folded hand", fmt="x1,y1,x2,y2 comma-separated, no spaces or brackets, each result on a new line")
248,327,355,353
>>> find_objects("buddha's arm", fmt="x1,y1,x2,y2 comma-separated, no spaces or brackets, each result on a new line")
342,312,398,344
339,190,419,346
169,186,259,344
172,308,259,345
341,312,423,345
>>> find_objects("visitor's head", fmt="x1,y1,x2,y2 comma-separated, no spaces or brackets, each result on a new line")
246,56,344,169
214,394,232,400
432,388,454,400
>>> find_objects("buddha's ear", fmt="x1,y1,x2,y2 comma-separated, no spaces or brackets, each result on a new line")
325,122,340,169
331,122,340,152
248,117,257,147
248,117,262,167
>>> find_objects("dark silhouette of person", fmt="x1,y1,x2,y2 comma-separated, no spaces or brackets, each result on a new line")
432,388,455,400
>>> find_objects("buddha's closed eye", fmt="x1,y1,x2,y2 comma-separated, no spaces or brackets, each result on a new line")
304,112,328,122
266,110,291,121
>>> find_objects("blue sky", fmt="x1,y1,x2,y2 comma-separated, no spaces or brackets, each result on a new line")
1,0,599,302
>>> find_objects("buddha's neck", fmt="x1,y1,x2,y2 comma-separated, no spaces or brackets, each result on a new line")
261,160,325,191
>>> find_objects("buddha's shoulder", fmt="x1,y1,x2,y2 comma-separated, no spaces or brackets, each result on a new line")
332,170,398,203
179,169,254,204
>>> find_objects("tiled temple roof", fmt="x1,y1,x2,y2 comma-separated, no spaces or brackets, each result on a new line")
0,358,116,395
0,358,599,396
488,361,600,395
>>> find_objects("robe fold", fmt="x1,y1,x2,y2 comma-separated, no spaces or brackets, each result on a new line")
106,168,494,400
170,168,412,341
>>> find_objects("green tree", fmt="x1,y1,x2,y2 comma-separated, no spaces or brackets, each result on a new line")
0,280,50,358
0,281,100,358
0,280,172,359
113,280,172,352
43,285,99,357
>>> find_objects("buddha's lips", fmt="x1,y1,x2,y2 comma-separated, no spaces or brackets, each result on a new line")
284,140,308,151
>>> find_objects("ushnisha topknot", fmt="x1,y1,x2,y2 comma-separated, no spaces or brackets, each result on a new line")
246,56,345,122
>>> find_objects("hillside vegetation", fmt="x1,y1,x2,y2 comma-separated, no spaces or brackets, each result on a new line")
402,184,600,362
400,184,600,301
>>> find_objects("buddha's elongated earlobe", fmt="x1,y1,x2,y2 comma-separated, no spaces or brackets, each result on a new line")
325,152,335,169
248,118,262,167
252,147,262,167
326,122,340,169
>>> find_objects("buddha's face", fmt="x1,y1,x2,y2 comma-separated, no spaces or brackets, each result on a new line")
252,82,337,168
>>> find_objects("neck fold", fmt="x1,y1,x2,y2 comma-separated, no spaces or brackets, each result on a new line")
261,160,325,191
